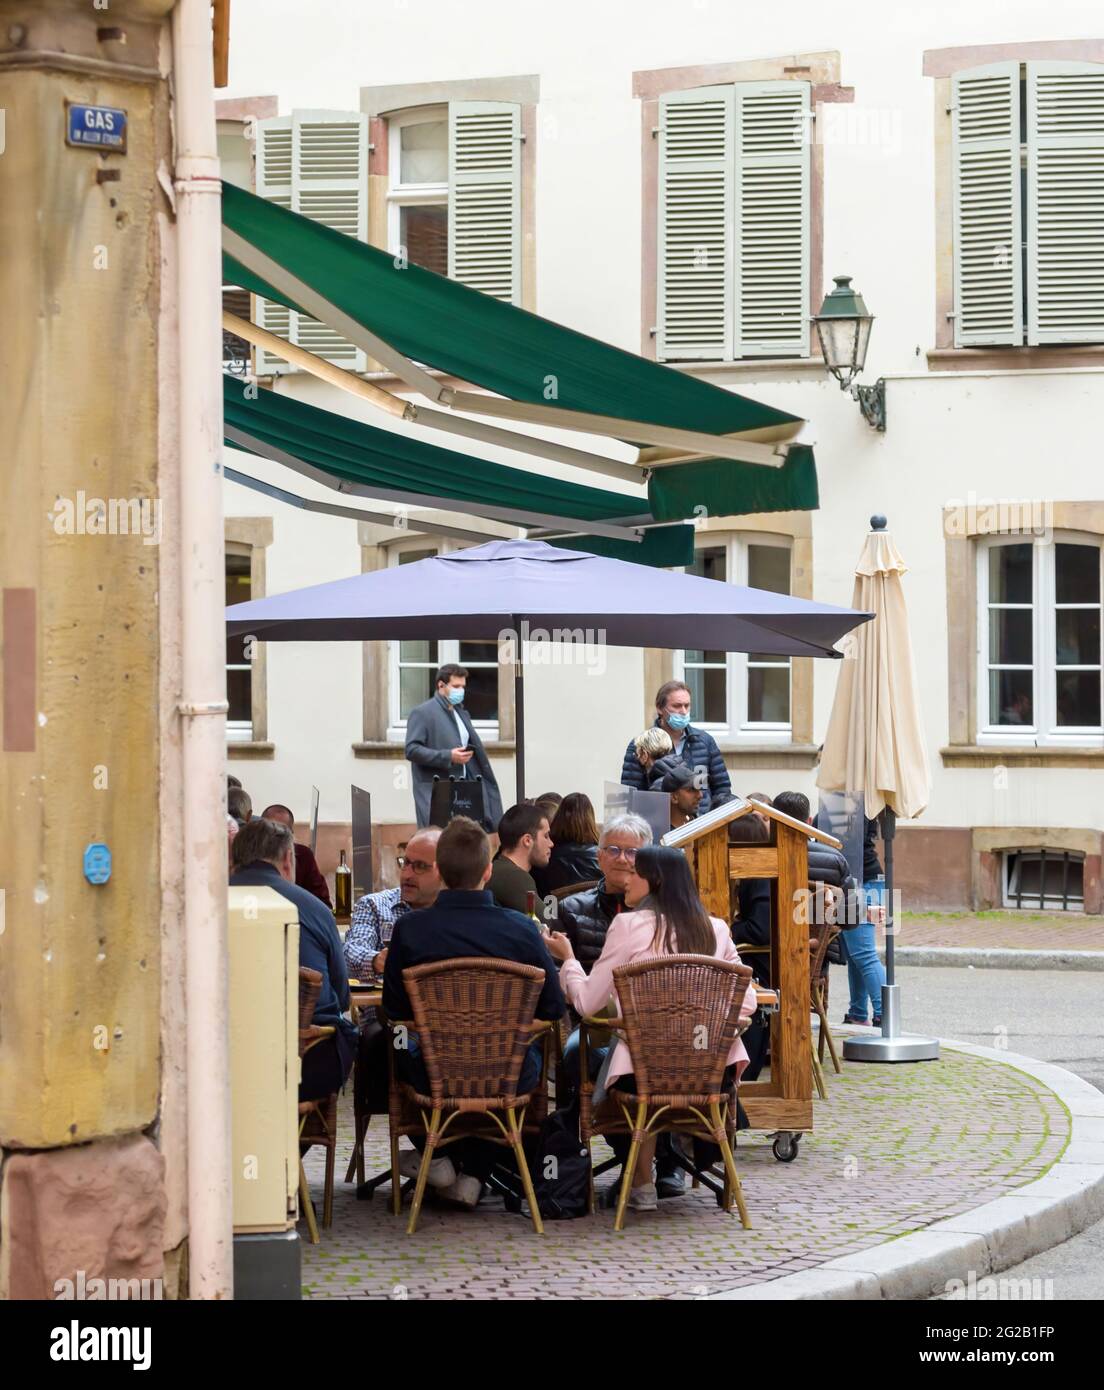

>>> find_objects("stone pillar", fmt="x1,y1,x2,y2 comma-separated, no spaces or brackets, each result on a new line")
0,0,177,1299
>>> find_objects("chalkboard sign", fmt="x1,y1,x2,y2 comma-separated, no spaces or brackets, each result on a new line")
430,775,486,829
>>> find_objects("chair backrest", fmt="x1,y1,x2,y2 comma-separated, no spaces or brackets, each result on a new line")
402,957,545,1102
298,967,323,1057
806,882,842,982
551,878,599,901
613,955,753,1099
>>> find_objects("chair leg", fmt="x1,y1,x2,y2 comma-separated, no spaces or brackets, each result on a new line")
815,992,843,1075
298,1159,320,1245
586,1143,596,1216
613,1103,646,1233
389,1126,403,1217
406,1111,440,1236
711,1103,750,1230
811,1036,828,1100
343,1111,363,1185
323,1130,336,1229
356,1112,367,1184
507,1107,544,1236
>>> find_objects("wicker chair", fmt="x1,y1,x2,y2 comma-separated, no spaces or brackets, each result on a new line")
387,957,553,1235
297,966,338,1243
546,878,600,1104
806,884,843,1099
580,955,754,1232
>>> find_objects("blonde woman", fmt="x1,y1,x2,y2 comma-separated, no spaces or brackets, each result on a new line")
632,726,673,777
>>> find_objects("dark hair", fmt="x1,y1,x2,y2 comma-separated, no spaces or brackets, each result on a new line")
728,812,769,844
227,786,252,823
227,774,242,791
497,802,549,852
654,679,691,712
747,792,773,808
771,791,811,824
648,755,697,795
261,803,295,826
535,791,562,815
435,663,468,688
633,846,715,956
549,792,599,847
436,815,491,890
232,816,293,870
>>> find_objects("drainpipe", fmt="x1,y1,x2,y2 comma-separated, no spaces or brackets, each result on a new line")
172,0,232,1299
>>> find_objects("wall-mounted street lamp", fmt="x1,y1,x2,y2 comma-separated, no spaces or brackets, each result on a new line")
813,275,885,432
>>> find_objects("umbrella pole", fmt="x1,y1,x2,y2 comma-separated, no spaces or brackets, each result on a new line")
842,806,939,1064
514,619,525,803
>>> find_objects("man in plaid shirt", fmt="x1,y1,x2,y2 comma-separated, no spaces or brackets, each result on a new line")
345,827,443,980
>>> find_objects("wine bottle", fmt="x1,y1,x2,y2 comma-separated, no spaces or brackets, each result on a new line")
335,848,352,920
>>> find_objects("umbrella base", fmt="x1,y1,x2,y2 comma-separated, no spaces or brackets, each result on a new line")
843,1033,941,1063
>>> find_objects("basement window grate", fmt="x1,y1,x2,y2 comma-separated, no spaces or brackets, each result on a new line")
1002,849,1084,912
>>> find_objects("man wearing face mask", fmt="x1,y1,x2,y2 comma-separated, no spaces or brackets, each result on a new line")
405,663,504,832
619,680,732,814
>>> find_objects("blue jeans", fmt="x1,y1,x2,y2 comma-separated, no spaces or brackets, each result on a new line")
840,881,887,1020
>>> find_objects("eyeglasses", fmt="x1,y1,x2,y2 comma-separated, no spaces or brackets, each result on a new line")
600,845,639,861
397,856,435,873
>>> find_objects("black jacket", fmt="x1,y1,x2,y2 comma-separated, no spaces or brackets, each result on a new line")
733,878,772,986
619,719,732,814
556,879,625,972
532,841,601,898
383,889,565,1024
863,817,883,883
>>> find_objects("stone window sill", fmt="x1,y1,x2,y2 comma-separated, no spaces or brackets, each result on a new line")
353,740,516,758
927,347,1104,373
941,745,1104,769
227,741,275,759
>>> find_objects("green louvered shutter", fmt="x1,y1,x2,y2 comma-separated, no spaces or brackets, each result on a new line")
1026,61,1104,344
656,85,735,361
951,63,1023,346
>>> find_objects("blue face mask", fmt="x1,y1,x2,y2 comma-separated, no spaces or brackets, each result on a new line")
667,712,691,731
445,687,465,706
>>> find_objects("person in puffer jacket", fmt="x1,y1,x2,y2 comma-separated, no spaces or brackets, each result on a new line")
619,680,732,814
556,813,652,971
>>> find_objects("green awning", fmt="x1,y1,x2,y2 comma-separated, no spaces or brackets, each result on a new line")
223,376,695,566
221,181,801,444
648,445,820,522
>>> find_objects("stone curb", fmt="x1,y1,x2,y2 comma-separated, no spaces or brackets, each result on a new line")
892,946,1104,971
710,1039,1104,1301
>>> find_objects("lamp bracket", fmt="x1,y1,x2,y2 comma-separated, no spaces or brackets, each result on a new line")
851,378,886,432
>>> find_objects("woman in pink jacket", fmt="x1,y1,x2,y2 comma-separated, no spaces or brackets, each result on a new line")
547,845,756,1212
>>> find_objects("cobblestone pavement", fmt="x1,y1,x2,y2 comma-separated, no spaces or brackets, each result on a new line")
300,1045,1069,1300
895,912,1104,951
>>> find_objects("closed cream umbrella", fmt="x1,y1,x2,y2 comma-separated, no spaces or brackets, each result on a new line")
818,516,938,1062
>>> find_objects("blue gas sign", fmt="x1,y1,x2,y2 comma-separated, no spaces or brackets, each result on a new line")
67,103,127,152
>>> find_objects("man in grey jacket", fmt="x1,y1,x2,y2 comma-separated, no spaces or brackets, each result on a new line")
404,663,504,831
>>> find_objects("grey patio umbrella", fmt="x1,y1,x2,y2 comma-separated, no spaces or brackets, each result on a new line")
227,538,873,799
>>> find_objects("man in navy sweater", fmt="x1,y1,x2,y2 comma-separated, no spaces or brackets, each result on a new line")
383,815,565,1208
231,817,356,1100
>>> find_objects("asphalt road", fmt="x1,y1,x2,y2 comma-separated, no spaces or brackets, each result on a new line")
827,962,1104,1299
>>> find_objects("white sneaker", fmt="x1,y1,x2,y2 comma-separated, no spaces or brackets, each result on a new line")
437,1174,484,1209
627,1182,658,1211
398,1148,456,1189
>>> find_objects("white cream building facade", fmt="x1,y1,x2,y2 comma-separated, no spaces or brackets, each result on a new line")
218,0,1104,913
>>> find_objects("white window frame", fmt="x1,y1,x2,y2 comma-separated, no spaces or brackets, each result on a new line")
385,538,500,741
675,533,793,743
386,107,449,267
226,548,254,743
976,533,1104,746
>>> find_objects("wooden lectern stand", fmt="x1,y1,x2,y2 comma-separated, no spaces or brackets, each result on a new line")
663,797,843,1140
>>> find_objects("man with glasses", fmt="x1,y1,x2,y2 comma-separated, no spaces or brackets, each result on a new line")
345,827,443,981
556,813,652,973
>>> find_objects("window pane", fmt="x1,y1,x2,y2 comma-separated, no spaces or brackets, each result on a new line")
748,667,790,724
748,544,790,595
684,650,725,663
1056,671,1102,727
460,641,499,664
399,119,447,184
1055,543,1100,604
988,544,1032,604
989,608,1033,665
1056,609,1101,667
399,548,436,566
226,633,251,666
462,666,498,722
227,667,252,724
400,204,448,277
683,666,726,723
399,639,437,663
990,668,1033,725
400,666,433,717
748,652,788,666
687,546,726,583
